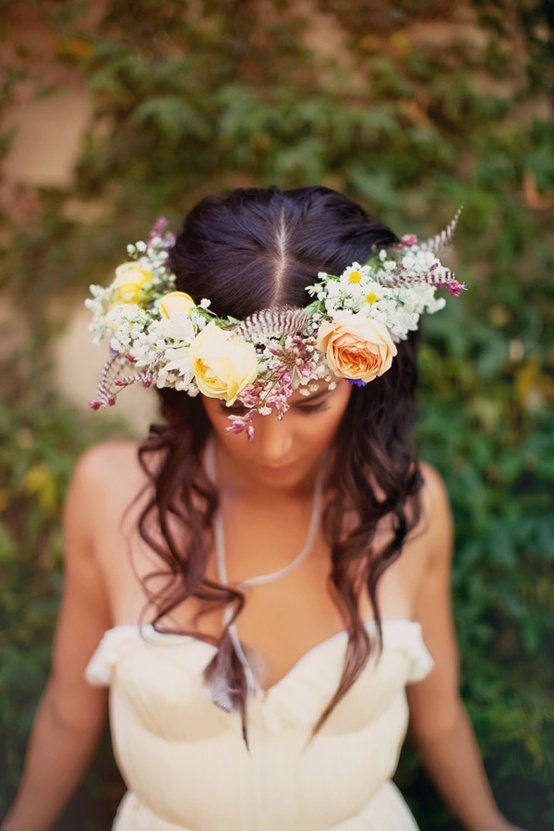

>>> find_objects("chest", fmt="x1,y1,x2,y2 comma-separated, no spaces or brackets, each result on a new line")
94,486,426,689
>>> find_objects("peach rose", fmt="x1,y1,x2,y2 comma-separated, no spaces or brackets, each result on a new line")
316,314,397,383
159,291,195,318
189,322,258,404
111,263,153,303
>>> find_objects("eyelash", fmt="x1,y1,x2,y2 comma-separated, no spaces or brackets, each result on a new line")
295,402,328,414
221,405,248,416
220,401,329,416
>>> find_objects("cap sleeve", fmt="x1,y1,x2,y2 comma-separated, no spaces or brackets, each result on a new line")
85,625,143,687
382,620,435,683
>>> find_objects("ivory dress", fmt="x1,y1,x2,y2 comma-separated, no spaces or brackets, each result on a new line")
85,617,433,830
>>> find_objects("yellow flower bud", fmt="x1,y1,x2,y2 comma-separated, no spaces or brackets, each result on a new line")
159,291,196,319
111,263,153,304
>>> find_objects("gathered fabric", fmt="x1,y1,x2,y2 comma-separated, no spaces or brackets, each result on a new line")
86,619,433,831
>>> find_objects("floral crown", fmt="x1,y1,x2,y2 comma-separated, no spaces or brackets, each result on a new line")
86,212,464,437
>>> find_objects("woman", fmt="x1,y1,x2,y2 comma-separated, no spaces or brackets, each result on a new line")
3,187,525,831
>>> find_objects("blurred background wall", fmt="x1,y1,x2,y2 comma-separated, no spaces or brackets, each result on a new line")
1,2,552,828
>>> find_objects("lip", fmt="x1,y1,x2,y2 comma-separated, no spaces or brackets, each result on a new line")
260,462,297,476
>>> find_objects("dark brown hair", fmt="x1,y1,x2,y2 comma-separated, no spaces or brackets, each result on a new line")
137,186,422,732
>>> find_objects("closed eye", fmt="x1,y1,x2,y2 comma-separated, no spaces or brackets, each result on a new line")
220,404,249,416
221,397,330,416
294,401,329,414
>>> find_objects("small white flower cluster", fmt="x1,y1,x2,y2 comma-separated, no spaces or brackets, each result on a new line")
307,246,447,344
151,310,207,394
85,231,176,345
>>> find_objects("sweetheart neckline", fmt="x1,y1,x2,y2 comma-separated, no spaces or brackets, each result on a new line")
94,619,428,696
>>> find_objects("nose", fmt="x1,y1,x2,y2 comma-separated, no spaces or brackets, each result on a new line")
254,412,294,464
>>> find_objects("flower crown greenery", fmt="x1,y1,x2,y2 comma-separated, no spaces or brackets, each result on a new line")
86,213,464,438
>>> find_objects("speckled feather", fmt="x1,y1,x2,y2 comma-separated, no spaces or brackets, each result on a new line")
234,307,311,339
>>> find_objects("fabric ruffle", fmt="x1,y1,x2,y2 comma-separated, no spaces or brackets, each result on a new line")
85,624,217,687
86,619,433,734
86,619,432,691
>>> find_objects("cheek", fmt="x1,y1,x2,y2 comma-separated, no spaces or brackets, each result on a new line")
201,400,231,443
301,399,351,450
326,384,353,427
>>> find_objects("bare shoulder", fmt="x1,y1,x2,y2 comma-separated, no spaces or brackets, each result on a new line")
64,439,146,531
73,438,142,481
418,461,451,513
69,438,147,496
412,461,454,568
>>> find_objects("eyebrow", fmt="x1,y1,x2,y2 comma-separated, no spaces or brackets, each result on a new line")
292,387,331,405
220,386,333,412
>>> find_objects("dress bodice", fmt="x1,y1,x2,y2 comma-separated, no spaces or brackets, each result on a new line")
86,619,433,831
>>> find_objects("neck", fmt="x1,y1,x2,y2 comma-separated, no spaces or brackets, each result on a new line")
209,437,328,500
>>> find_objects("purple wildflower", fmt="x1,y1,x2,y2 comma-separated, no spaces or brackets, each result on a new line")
435,279,466,297
146,217,169,242
399,234,419,248
226,409,256,439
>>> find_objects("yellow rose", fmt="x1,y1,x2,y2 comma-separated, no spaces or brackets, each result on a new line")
159,291,195,319
316,315,397,383
111,263,153,303
189,322,258,404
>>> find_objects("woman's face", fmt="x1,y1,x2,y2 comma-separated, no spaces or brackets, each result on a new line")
202,381,352,491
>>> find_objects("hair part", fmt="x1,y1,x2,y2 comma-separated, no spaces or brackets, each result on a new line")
137,186,422,735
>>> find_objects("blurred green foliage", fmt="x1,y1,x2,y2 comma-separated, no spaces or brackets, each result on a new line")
1,0,553,828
